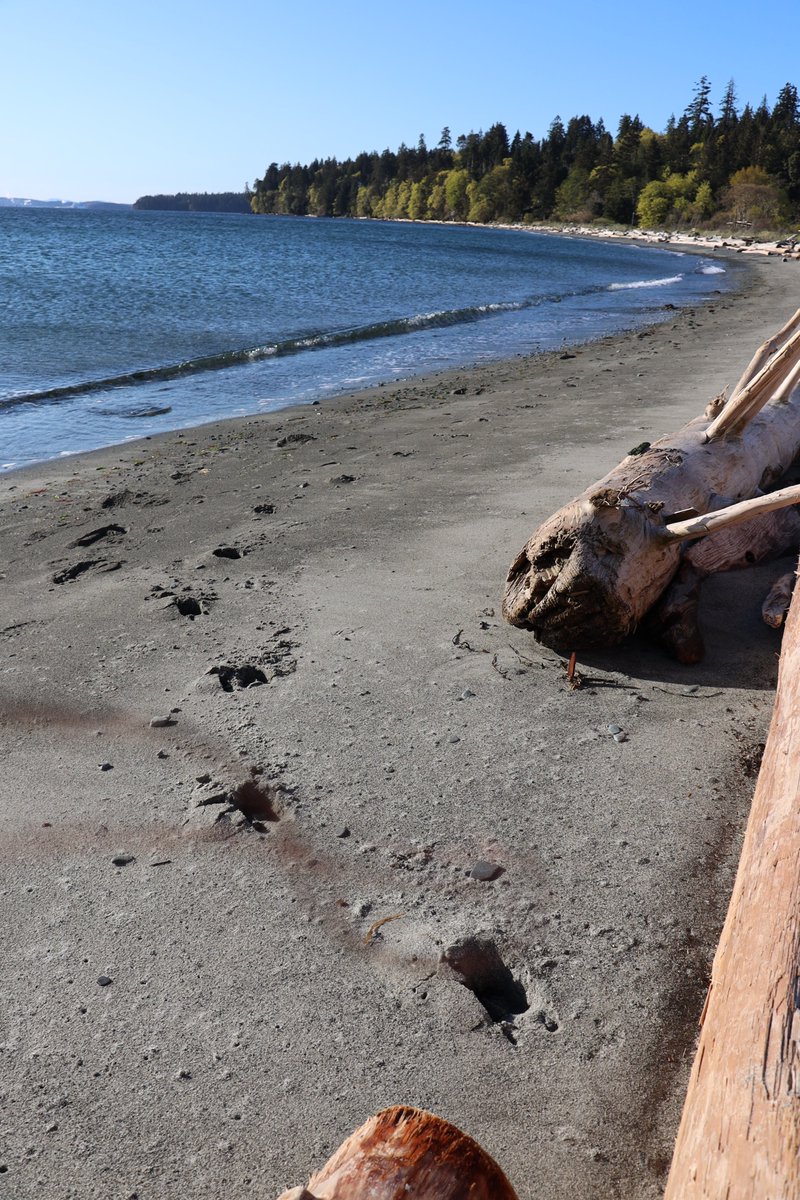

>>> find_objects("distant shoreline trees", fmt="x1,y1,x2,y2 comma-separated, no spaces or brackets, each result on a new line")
134,81,800,234
133,192,251,213
248,80,800,233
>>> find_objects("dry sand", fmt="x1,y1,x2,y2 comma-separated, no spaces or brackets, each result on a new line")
1,254,798,1199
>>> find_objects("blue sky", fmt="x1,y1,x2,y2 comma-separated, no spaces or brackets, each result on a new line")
2,0,799,203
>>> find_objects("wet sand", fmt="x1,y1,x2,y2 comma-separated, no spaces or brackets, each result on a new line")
1,253,799,1199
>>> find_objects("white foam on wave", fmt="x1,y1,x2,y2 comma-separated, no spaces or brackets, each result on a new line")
698,264,726,274
407,310,446,327
608,274,684,290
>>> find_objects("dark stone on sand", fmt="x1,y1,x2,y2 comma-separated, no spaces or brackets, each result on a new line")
97,975,113,987
112,854,135,867
470,860,502,882
252,504,275,514
330,474,355,485
212,546,241,559
99,762,113,771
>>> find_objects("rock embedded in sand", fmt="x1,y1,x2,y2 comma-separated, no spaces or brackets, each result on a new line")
470,860,502,882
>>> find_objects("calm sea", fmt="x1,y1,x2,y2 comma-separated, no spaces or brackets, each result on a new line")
0,208,734,471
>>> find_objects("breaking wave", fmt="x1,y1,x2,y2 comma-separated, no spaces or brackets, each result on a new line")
608,274,684,290
0,286,628,411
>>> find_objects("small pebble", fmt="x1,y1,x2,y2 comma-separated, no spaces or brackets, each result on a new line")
448,735,461,744
111,854,135,868
99,762,113,771
149,716,175,728
613,732,627,743
470,860,502,882
97,975,113,987
337,827,351,838
458,689,476,701
607,724,622,735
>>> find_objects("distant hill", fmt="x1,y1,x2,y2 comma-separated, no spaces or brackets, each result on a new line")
133,192,251,213
0,198,133,211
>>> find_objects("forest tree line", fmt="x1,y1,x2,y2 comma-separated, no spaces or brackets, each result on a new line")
133,192,251,213
247,80,800,233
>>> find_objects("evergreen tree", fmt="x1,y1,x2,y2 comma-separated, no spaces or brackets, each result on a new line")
243,80,800,229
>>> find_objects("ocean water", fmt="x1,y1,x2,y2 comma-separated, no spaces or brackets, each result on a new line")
0,208,735,471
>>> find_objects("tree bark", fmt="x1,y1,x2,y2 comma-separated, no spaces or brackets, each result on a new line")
275,1106,519,1200
665,568,800,1198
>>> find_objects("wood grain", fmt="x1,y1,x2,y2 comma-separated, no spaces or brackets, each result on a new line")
666,563,800,1197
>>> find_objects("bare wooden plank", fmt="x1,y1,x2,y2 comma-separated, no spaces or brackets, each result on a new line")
665,568,800,1198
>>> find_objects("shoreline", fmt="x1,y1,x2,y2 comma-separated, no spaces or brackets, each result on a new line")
2,254,799,1199
1,226,748,479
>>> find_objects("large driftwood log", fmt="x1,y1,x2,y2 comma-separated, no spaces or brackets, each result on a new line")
276,1106,519,1200
503,312,800,651
664,561,800,1198
650,505,800,662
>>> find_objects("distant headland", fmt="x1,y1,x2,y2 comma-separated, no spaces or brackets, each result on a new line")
0,197,132,211
133,192,251,213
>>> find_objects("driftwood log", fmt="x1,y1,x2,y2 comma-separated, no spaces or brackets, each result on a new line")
665,560,800,1197
276,1106,519,1200
762,570,796,627
504,311,800,652
650,505,800,661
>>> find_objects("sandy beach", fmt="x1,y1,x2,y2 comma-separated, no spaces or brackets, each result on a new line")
2,253,799,1199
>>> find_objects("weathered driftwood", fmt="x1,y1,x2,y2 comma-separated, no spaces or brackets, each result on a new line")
762,570,796,627
665,565,800,1198
650,504,800,661
503,313,800,651
276,1106,519,1200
